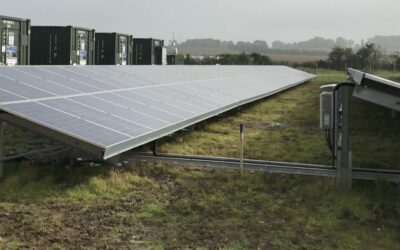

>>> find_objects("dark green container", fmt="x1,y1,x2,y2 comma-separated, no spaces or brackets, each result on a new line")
30,26,95,65
133,38,164,65
95,33,133,65
167,54,176,65
0,15,30,65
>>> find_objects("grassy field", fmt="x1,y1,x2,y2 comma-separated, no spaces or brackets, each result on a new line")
268,53,328,63
0,69,399,249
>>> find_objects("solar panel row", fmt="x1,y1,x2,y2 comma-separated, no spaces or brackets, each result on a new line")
0,65,315,159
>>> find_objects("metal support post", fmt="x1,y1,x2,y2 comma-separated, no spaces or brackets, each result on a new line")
0,121,4,179
151,140,158,157
335,86,353,189
391,110,398,119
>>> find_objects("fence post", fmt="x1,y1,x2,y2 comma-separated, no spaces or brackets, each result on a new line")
240,124,244,177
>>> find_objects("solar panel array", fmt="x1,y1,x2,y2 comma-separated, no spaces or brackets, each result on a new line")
0,65,314,159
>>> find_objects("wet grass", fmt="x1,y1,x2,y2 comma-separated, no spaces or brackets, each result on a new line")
0,161,399,249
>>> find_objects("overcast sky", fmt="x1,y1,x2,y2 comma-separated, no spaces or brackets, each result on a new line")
2,0,399,44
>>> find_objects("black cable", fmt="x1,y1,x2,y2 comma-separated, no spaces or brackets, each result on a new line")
324,129,333,152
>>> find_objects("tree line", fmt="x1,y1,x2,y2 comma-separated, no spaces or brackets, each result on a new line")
182,43,400,72
177,36,400,54
303,43,400,72
183,53,272,65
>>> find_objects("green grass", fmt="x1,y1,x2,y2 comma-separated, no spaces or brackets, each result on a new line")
0,163,153,202
2,162,398,249
0,69,399,249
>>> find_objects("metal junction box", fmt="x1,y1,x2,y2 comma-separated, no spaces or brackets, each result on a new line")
30,26,95,65
0,15,30,66
95,33,133,65
133,38,164,65
320,91,333,129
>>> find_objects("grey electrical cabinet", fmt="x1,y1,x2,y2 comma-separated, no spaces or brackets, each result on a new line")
320,92,333,129
30,26,95,65
0,15,31,66
95,33,133,65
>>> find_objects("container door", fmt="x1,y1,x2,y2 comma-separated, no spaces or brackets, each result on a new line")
1,29,18,66
77,30,88,65
119,36,128,65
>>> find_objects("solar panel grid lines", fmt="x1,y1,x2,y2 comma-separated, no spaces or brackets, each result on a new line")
9,67,83,95
124,89,198,116
36,67,110,91
0,65,315,159
49,97,156,131
68,67,137,89
96,92,185,121
88,94,172,126
1,102,127,148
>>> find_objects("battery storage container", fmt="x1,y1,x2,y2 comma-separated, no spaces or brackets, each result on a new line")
0,15,30,65
133,38,164,65
95,32,133,65
30,26,95,65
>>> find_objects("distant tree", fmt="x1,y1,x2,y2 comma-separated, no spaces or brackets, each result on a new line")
202,56,218,65
335,37,354,48
342,48,355,68
388,52,400,72
272,40,287,49
237,52,250,65
328,47,346,69
356,43,382,71
218,54,235,65
183,54,200,65
175,54,185,65
252,40,269,53
250,53,272,65
328,47,355,69
183,54,192,65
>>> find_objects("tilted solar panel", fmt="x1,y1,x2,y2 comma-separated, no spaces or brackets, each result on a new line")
0,65,315,159
347,68,400,112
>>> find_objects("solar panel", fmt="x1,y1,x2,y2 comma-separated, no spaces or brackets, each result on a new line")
0,65,314,159
347,68,400,111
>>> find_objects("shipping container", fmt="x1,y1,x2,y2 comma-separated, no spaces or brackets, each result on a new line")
0,15,30,66
95,33,133,65
30,26,95,65
133,38,164,65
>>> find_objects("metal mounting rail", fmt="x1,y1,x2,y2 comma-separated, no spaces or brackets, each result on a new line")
130,153,400,183
1,146,68,162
